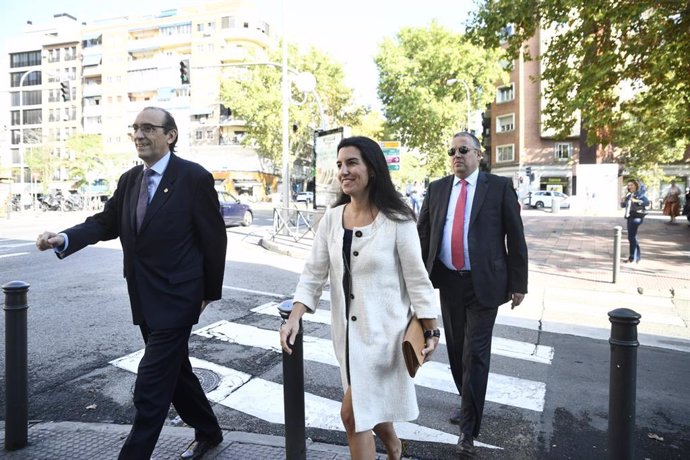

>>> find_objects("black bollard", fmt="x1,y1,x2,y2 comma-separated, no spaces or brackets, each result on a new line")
608,308,641,460
277,300,306,460
3,280,30,451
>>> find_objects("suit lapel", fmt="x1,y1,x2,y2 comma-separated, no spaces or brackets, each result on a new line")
470,171,488,227
139,155,178,234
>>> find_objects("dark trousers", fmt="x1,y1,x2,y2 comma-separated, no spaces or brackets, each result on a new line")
118,324,221,459
626,217,643,262
435,264,498,439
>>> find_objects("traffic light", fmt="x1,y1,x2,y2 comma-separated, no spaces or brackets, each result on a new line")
60,81,70,102
179,59,190,84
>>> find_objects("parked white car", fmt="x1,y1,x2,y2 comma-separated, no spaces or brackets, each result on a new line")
523,191,571,209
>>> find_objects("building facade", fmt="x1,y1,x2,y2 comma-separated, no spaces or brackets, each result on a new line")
485,27,689,208
2,1,277,206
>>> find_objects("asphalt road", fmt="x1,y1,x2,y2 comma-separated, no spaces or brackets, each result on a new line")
1,208,688,459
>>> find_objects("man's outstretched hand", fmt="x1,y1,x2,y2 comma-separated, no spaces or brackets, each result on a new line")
36,232,65,251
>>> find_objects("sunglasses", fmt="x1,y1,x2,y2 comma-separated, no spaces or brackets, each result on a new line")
448,146,475,156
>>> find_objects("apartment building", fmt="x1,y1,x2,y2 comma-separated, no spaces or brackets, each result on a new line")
486,27,689,206
2,0,276,204
486,28,579,199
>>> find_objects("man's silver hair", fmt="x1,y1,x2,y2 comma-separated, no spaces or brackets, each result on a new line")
453,132,481,151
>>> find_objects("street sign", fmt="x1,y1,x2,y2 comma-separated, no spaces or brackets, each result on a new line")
380,141,401,172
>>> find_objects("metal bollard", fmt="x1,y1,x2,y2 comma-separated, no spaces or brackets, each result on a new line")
277,300,306,460
612,226,622,283
3,280,30,451
608,308,641,460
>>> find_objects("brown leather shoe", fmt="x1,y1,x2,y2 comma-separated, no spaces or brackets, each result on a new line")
449,407,462,425
456,433,476,457
179,434,223,460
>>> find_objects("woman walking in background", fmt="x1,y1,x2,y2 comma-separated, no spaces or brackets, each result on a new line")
663,180,681,224
621,180,650,264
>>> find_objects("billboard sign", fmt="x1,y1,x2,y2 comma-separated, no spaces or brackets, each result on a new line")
380,141,401,171
314,127,346,208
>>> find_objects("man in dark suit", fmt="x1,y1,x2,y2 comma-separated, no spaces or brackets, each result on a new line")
417,132,528,457
36,107,227,460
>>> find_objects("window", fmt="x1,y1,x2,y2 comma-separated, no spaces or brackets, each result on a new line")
496,144,515,163
23,109,42,125
196,130,203,140
496,114,515,133
221,16,235,28
555,143,571,161
10,50,41,68
10,71,41,87
11,111,20,126
496,84,514,103
22,90,42,106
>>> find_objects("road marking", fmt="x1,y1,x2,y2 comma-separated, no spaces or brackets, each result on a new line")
251,301,554,365
223,285,287,299
195,320,546,412
0,252,30,259
0,241,36,248
109,344,499,448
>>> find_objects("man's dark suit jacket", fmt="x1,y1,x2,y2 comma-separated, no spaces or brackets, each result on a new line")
418,172,528,308
58,154,227,329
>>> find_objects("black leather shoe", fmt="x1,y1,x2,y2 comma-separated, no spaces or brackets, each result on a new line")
449,407,462,425
455,433,476,457
180,434,223,460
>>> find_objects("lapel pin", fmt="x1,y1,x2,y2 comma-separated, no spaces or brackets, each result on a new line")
163,188,169,193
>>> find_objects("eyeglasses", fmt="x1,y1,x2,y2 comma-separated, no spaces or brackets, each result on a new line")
129,124,167,135
448,146,475,156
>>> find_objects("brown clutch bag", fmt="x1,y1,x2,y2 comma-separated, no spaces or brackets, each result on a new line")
402,316,425,378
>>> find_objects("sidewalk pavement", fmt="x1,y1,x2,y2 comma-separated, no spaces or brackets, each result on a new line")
2,207,688,459
0,420,356,459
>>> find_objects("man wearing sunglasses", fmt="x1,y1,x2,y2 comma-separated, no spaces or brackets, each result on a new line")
417,132,528,457
36,107,227,460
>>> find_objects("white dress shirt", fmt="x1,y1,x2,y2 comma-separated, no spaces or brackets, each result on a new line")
439,168,479,271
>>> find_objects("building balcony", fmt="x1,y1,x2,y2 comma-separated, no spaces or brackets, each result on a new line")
82,85,103,97
128,33,191,53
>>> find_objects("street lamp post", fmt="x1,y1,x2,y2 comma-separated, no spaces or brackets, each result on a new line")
446,78,471,132
16,70,41,211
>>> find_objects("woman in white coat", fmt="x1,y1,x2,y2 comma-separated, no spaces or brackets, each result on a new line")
280,136,440,459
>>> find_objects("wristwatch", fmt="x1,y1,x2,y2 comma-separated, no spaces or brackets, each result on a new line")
424,329,441,339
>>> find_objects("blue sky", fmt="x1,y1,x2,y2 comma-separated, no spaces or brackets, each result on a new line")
1,0,477,108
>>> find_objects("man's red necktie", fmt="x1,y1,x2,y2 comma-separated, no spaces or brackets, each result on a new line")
451,179,468,270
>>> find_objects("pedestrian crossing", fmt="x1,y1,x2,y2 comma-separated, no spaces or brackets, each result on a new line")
108,296,556,452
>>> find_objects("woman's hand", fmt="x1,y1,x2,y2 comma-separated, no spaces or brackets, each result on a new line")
279,302,308,355
421,336,440,363
279,318,301,354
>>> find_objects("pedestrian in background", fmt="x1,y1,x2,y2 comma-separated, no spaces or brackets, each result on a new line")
280,136,439,460
684,187,690,227
663,180,682,224
621,179,650,264
36,107,227,460
417,132,528,457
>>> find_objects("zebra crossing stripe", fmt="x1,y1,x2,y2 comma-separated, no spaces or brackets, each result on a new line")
194,320,546,412
108,344,499,448
251,301,554,365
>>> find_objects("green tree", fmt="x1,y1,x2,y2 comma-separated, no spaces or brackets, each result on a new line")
468,0,690,169
375,21,506,177
65,134,113,188
24,145,61,194
220,44,366,173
